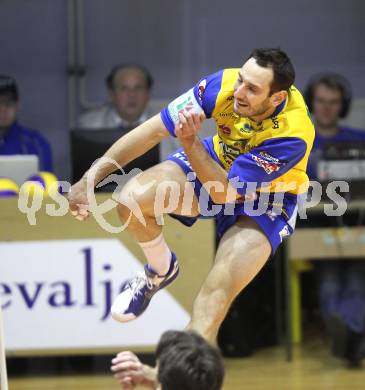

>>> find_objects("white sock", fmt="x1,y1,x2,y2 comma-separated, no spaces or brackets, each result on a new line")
139,233,172,276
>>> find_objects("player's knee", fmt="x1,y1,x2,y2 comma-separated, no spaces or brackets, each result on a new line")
116,162,186,222
117,184,155,221
116,201,132,222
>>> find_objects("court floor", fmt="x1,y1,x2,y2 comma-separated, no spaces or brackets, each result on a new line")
8,338,365,390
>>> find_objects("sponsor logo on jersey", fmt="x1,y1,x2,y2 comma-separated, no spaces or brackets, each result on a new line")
251,153,284,174
259,151,280,163
223,143,240,157
167,88,204,125
198,79,207,101
239,123,253,133
259,151,288,165
218,112,236,118
172,151,192,169
279,225,290,241
271,116,279,129
219,141,240,167
218,124,231,135
266,210,278,221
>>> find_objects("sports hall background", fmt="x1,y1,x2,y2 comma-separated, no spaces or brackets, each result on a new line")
1,0,364,181
1,1,365,389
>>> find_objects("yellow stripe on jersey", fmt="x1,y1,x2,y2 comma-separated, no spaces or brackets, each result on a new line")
210,69,314,194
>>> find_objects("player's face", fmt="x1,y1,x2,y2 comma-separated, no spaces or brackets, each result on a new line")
0,96,18,129
233,58,274,118
110,68,150,123
312,84,342,128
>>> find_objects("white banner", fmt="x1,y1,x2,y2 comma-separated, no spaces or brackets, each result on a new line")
0,239,190,352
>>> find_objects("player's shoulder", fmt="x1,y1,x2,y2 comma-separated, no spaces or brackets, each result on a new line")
201,68,238,100
271,85,314,141
196,69,238,117
220,68,239,89
284,85,312,124
199,68,238,87
286,85,307,108
222,68,240,79
195,70,230,116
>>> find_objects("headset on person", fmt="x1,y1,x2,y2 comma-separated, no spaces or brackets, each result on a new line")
304,72,352,118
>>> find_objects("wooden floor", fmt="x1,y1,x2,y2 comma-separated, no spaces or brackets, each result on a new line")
8,339,365,390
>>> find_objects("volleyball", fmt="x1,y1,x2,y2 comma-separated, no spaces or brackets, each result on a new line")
26,171,59,197
20,180,45,198
0,177,19,197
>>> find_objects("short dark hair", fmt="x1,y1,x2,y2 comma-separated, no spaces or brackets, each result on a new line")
248,48,295,94
156,331,224,390
304,73,352,118
105,64,153,90
0,75,19,101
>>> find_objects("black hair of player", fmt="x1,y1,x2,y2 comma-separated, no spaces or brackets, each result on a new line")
156,330,224,390
248,48,295,95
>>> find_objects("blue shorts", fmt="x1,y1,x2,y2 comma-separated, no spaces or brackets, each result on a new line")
166,138,298,255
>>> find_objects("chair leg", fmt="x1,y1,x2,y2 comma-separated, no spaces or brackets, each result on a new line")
290,263,302,344
290,260,314,344
284,242,293,361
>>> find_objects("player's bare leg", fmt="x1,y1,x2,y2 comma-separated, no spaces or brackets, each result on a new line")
111,160,200,322
116,160,199,242
187,215,271,343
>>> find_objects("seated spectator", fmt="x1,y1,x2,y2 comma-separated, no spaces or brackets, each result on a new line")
0,75,53,172
76,64,162,175
305,73,365,179
76,63,212,160
79,64,153,132
111,330,224,390
304,73,365,367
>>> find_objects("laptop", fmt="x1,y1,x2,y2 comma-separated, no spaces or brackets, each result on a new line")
317,141,365,200
0,155,39,186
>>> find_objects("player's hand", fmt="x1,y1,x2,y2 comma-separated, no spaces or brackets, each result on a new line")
111,351,157,389
67,177,90,221
175,110,206,142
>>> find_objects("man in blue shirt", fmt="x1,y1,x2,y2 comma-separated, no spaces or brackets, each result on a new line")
0,75,53,172
305,73,365,366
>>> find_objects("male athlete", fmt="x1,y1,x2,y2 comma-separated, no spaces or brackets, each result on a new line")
111,330,224,389
68,48,314,343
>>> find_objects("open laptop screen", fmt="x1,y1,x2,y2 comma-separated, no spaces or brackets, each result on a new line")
0,155,39,185
317,141,365,200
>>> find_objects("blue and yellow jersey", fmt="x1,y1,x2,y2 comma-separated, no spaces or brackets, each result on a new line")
161,68,315,195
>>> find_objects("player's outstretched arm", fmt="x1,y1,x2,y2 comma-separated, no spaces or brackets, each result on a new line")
68,114,169,220
93,114,169,182
111,351,158,389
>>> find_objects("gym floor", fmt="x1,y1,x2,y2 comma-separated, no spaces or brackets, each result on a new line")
8,337,365,390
